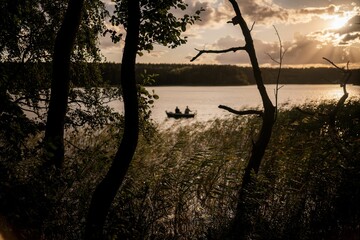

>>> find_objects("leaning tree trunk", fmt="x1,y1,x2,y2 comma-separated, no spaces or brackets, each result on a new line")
227,0,276,238
84,1,141,239
190,2,277,237
44,0,84,169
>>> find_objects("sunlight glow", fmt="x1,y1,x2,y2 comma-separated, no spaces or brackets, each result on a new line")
329,15,351,29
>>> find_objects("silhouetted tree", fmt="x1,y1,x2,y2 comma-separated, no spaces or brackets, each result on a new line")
191,0,276,238
84,0,141,238
43,0,85,168
85,0,203,238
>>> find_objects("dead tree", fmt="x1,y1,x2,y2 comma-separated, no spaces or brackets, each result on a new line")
297,57,352,161
191,0,277,238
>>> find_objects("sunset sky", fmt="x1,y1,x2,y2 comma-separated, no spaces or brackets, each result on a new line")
100,0,360,68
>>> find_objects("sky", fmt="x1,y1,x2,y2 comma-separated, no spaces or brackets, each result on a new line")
100,0,360,68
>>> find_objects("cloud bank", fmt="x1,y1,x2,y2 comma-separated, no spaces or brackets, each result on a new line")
99,0,360,66
190,0,360,66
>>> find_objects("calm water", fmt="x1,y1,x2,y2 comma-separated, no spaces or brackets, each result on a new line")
109,84,360,125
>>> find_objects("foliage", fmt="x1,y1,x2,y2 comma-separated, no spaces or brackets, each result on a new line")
1,96,359,239
107,0,204,53
0,0,107,63
246,98,360,240
0,0,112,164
137,70,159,139
99,63,360,86
0,0,108,115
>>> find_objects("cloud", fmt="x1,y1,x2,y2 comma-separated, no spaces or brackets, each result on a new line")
210,33,360,66
341,33,360,43
309,15,360,45
191,1,360,66
238,0,289,23
295,5,338,15
336,15,360,34
196,0,359,26
178,0,233,27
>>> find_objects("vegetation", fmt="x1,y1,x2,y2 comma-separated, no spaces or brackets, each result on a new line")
86,0,203,238
1,0,359,239
0,0,204,238
2,62,359,87
0,99,359,239
190,1,278,238
102,63,360,86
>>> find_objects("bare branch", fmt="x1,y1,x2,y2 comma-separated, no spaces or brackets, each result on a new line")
250,21,255,31
323,57,345,72
266,52,280,64
191,46,247,62
218,105,263,116
323,57,352,93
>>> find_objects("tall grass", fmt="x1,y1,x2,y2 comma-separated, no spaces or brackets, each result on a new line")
0,99,359,239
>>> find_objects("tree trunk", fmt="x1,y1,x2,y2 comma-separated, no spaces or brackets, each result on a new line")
84,1,140,239
44,0,84,169
227,0,276,238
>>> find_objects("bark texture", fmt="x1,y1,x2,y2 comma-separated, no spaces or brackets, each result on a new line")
84,1,141,239
227,0,276,238
44,0,84,168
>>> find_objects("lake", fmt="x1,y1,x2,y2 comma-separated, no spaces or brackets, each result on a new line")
109,84,360,125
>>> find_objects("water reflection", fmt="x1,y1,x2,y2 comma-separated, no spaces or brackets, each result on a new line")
146,85,359,124
108,84,359,125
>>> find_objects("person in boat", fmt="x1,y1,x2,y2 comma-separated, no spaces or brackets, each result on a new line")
184,106,191,114
175,106,181,114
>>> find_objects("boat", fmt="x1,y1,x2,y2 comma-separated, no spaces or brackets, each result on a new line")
166,111,196,119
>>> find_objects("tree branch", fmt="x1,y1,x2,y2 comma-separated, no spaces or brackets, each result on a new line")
190,46,247,62
218,105,263,116
323,57,346,72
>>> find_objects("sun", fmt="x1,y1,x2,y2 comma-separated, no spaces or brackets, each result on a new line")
329,15,350,30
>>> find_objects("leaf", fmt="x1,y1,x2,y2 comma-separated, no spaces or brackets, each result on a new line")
181,25,186,32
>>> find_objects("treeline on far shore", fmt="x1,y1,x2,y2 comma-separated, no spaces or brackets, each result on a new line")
103,63,360,86
2,62,359,86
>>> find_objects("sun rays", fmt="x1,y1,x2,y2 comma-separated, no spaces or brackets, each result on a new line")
329,15,352,29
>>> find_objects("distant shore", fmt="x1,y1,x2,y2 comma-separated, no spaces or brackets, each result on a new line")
102,63,360,86
2,62,359,86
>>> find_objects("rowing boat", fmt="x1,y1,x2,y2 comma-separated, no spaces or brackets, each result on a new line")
165,111,195,119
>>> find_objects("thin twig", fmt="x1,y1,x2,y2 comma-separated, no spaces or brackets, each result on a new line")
250,21,255,31
266,25,286,121
266,53,280,64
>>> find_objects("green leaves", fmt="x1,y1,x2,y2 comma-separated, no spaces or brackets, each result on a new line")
136,71,159,137
109,0,204,52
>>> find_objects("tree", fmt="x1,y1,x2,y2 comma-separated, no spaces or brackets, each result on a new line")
0,0,114,237
84,1,141,238
191,0,277,238
43,0,85,169
85,1,203,238
0,0,108,167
